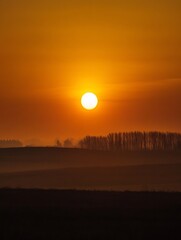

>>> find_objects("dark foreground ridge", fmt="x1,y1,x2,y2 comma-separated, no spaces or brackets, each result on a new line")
0,189,181,240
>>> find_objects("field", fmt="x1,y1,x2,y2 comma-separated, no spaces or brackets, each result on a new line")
0,148,181,239
0,189,181,240
0,148,181,191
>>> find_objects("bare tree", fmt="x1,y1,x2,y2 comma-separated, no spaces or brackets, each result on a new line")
63,138,73,148
56,139,62,147
0,139,23,148
79,132,181,152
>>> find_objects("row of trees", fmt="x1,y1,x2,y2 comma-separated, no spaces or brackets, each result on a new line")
56,138,74,148
79,132,181,151
0,140,23,148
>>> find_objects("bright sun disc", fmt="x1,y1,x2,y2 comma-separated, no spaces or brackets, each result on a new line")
81,92,98,110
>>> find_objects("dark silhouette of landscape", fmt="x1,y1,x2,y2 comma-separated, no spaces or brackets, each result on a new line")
0,132,181,191
0,189,181,240
80,132,181,151
0,132,181,239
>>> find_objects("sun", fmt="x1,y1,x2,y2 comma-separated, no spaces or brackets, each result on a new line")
81,92,98,110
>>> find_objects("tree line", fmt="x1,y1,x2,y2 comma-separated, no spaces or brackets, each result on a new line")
79,132,181,151
0,140,23,148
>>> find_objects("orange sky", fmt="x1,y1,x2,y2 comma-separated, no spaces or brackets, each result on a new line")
0,0,181,145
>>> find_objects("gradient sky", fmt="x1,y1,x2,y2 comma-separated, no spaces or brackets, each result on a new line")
0,0,181,144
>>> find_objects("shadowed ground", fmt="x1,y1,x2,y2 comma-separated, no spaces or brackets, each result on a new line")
0,189,181,240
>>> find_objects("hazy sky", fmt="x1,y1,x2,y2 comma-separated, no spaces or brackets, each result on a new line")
0,0,181,144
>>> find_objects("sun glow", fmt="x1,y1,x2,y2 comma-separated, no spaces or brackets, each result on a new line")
81,92,98,110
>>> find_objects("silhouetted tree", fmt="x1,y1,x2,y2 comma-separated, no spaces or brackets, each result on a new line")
79,132,181,152
0,139,23,148
63,138,73,148
56,140,62,147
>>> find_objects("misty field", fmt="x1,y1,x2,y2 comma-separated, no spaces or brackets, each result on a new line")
0,147,181,191
0,148,181,239
0,189,181,240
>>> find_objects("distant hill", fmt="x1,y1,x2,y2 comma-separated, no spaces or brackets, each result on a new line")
0,147,181,173
0,147,181,191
